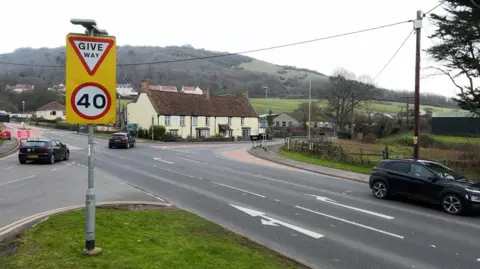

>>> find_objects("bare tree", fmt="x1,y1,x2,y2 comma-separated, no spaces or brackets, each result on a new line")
327,68,376,130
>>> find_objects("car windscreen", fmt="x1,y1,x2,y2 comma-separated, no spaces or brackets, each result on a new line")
112,134,126,138
24,141,48,147
423,162,463,180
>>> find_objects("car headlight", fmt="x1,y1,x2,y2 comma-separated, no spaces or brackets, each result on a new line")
465,187,480,194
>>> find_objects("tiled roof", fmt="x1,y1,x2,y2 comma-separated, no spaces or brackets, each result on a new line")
37,101,65,111
147,89,257,117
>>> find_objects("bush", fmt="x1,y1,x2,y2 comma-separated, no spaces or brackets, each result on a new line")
338,131,352,139
149,125,166,140
362,133,377,144
55,122,71,130
162,132,179,142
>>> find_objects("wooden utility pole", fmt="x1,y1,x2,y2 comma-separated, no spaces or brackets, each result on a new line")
413,10,422,160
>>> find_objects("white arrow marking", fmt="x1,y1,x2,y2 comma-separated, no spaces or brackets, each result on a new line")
230,204,324,239
305,193,394,220
261,219,279,226
296,206,404,239
154,157,174,164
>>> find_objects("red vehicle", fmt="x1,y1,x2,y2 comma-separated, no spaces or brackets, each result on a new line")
0,130,11,140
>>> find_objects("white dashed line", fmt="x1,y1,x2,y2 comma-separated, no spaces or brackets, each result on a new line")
212,182,266,198
176,157,200,163
0,175,36,187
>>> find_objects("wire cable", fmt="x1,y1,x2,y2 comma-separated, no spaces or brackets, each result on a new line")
0,20,412,68
424,1,446,16
373,30,415,81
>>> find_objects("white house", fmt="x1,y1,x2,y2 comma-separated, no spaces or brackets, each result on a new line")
180,86,203,95
7,84,34,93
35,101,66,120
149,85,178,92
48,83,66,92
116,84,138,97
127,80,259,138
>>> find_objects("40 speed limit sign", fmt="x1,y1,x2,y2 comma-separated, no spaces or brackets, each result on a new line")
65,34,116,124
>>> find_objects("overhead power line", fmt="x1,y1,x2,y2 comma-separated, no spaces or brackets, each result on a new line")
424,0,446,16
373,30,414,81
0,20,411,68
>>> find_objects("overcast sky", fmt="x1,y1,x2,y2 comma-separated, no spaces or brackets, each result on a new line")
0,0,461,97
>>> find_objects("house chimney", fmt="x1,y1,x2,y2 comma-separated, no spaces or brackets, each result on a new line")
140,79,150,93
203,88,210,99
243,90,249,99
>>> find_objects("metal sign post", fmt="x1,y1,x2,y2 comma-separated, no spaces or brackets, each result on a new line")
66,19,116,255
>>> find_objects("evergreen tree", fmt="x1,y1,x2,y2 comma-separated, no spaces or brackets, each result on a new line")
427,0,480,116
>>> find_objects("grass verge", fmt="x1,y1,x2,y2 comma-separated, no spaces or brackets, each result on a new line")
0,208,307,269
279,148,372,174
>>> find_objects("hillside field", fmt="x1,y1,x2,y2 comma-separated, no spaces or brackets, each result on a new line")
118,98,459,115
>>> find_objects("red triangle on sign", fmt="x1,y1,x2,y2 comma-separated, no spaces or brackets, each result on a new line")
68,36,114,76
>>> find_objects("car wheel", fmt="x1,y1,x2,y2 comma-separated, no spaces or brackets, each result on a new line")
132,141,135,148
63,151,70,161
19,159,26,164
108,144,112,149
372,181,389,199
126,143,130,149
49,154,55,164
441,194,464,215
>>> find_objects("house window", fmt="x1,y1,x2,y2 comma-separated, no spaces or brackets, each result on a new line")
228,117,232,125
282,121,286,127
288,121,292,126
63,111,66,116
197,129,210,138
165,116,171,126
275,121,279,127
50,111,57,116
314,122,318,128
205,117,210,126
170,130,178,136
241,117,245,126
242,128,250,137
192,116,198,126
180,116,185,126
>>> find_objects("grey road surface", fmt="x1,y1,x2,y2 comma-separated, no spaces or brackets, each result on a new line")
1,127,480,269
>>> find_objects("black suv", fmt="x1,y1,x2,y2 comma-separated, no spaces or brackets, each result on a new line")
369,159,480,215
108,132,135,149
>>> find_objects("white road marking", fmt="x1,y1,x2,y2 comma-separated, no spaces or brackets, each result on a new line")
213,182,266,198
153,157,174,164
52,168,57,171
65,144,82,150
305,194,395,220
0,175,36,187
230,204,323,239
176,157,200,163
4,166,14,170
295,206,404,239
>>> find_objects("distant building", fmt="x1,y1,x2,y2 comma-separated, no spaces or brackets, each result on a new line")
48,83,66,92
432,111,480,136
7,84,34,93
35,101,66,120
127,80,258,138
148,85,178,92
116,84,138,97
271,112,335,129
180,86,203,95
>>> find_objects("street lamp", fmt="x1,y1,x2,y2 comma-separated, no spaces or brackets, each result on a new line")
262,86,269,150
22,101,25,115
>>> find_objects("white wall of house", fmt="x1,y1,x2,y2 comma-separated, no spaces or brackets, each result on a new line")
272,113,300,127
158,115,259,138
180,86,203,95
126,93,157,129
36,110,66,120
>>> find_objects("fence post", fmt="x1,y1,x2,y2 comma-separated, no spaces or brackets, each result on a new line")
360,148,363,164
385,145,389,159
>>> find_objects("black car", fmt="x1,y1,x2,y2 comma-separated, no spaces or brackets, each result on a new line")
369,159,480,215
18,139,70,164
108,132,135,149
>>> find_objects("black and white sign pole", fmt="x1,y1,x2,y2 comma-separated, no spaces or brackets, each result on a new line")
85,27,100,255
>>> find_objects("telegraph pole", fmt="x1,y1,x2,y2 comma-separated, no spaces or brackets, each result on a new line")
413,10,422,160
308,78,311,140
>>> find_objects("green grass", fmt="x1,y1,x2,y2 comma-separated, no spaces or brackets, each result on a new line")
0,140,3,145
0,208,306,269
280,149,372,174
380,132,480,145
249,98,460,115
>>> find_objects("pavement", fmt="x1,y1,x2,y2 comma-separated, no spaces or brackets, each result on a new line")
1,125,480,269
248,144,370,182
